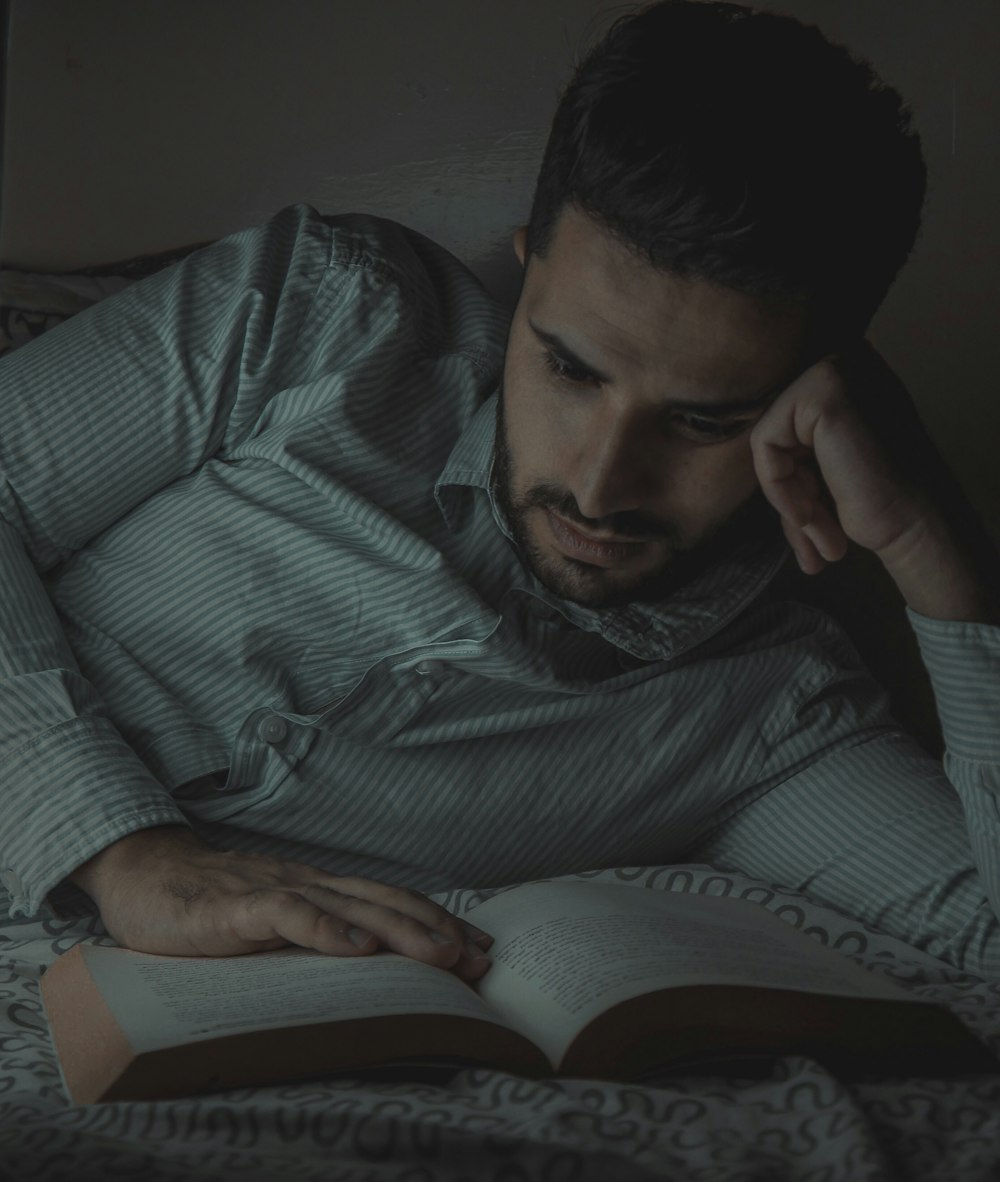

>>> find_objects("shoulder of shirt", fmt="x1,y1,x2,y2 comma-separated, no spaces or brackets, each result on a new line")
200,204,508,377
305,204,510,368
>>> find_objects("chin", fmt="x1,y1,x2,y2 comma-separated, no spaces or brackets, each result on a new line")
526,539,675,610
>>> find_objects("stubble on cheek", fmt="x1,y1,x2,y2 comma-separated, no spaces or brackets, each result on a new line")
491,389,774,608
491,395,689,607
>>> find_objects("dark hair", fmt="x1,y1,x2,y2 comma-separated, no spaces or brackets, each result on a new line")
525,1,927,342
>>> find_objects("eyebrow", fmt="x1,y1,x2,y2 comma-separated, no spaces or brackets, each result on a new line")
528,320,785,417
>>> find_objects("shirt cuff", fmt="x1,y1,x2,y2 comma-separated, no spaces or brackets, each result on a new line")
1,710,194,919
907,607,1000,763
1,807,191,921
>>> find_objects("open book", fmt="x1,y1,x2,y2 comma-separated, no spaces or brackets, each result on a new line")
40,880,995,1104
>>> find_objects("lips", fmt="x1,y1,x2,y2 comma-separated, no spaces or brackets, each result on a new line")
545,510,649,568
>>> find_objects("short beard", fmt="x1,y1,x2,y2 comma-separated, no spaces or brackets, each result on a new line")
491,388,773,609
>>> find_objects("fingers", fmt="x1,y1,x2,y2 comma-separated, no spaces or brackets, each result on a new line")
300,883,479,965
751,366,857,569
314,875,494,957
751,353,923,564
115,841,496,978
233,894,379,956
755,440,817,521
781,516,826,575
227,876,493,982
758,439,848,569
785,500,849,566
325,875,492,948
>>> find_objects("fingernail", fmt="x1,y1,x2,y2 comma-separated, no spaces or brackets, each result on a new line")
348,927,375,948
464,940,491,961
467,927,493,948
430,931,457,945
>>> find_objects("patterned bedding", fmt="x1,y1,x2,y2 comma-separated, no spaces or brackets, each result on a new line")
2,865,999,1182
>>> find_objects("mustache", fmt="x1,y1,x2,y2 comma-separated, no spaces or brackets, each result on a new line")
522,483,678,542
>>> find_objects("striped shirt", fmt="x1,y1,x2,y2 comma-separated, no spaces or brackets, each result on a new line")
1,205,998,974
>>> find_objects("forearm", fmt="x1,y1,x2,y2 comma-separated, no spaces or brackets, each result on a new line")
62,825,491,977
0,523,187,919
0,207,343,922
695,607,1000,977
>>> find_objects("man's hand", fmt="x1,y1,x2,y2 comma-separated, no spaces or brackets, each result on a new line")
750,349,925,574
749,346,996,623
69,825,493,982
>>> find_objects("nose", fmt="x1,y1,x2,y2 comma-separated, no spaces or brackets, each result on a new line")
570,406,657,523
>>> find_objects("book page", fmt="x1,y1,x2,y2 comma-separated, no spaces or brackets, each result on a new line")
473,882,917,1067
80,944,501,1055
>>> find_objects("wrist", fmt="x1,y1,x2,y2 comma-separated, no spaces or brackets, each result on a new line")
876,508,998,624
69,824,206,903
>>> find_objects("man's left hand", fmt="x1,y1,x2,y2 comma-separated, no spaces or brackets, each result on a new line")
750,350,924,575
749,347,996,623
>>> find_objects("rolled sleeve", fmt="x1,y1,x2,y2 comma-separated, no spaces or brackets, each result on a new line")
906,608,1000,768
0,204,335,919
908,608,1000,942
691,610,1000,978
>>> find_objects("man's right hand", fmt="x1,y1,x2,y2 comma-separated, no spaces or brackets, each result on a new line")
68,825,493,981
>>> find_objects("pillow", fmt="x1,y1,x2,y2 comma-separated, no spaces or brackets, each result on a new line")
0,242,208,357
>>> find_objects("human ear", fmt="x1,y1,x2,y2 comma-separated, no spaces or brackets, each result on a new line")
513,226,528,267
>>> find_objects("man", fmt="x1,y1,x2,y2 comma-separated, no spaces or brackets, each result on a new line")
2,2,997,986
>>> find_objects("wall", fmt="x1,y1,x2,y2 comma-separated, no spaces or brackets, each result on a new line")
1,0,997,535
0,0,610,302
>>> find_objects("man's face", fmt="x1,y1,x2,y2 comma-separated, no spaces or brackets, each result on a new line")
494,205,809,609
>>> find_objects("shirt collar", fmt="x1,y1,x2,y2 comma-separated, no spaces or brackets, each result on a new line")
435,392,790,663
434,392,499,531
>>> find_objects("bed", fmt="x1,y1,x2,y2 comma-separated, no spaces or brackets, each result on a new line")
1,861,999,1182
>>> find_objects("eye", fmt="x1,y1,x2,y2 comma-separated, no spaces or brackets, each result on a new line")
671,414,752,442
542,350,597,386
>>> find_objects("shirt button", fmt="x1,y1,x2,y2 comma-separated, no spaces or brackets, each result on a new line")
257,715,288,743
415,660,444,676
